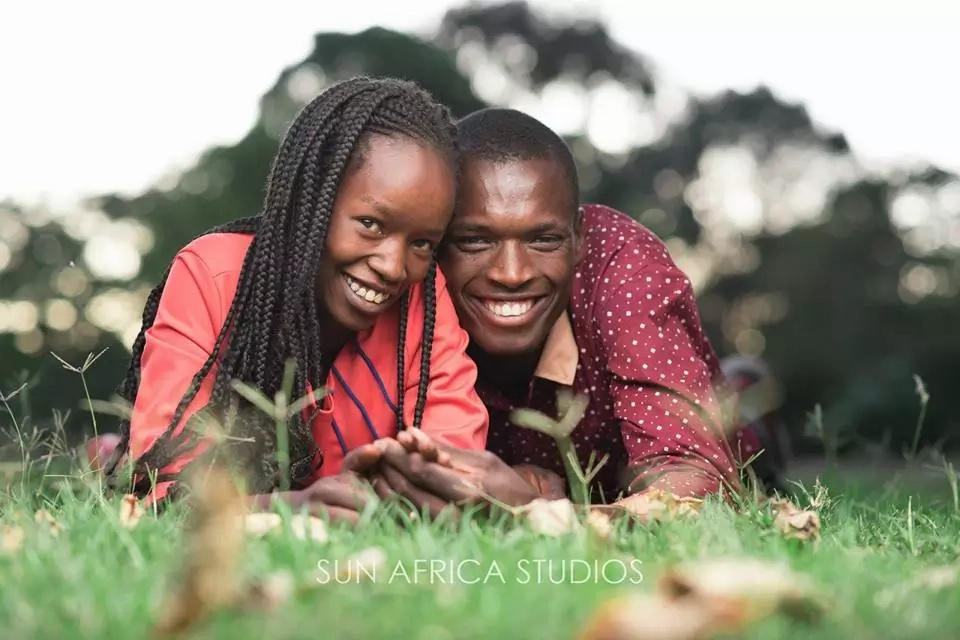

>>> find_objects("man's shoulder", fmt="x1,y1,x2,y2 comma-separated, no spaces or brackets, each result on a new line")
578,203,678,277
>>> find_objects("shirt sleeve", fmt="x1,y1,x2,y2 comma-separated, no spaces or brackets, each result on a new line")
403,268,489,450
595,256,741,499
124,248,224,503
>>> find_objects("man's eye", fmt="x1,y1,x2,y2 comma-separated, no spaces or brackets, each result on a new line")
411,239,434,251
457,237,489,246
532,235,563,248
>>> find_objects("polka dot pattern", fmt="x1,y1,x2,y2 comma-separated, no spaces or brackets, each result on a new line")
479,205,759,501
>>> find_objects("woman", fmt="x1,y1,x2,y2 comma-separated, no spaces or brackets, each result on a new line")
101,76,489,517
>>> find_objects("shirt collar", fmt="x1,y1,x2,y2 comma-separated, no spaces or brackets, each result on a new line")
532,312,579,386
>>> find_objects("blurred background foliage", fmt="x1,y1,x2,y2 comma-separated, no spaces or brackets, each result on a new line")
1,1,957,461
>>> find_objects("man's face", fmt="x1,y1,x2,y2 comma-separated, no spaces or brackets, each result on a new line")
439,157,582,357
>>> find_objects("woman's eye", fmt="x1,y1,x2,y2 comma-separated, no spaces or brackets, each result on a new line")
411,239,434,251
358,218,381,232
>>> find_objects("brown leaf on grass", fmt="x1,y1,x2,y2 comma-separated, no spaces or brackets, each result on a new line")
659,557,825,628
577,557,824,640
616,489,703,524
875,564,960,607
288,514,328,544
34,510,63,537
238,571,296,611
586,509,614,541
576,592,714,640
153,466,246,636
119,495,145,529
243,513,327,543
916,565,960,589
244,513,282,537
1,525,24,554
522,498,581,536
770,499,821,542
316,546,388,584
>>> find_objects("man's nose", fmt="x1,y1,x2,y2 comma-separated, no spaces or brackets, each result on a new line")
487,242,535,289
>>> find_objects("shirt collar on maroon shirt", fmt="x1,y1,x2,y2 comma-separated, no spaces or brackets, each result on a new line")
476,311,579,410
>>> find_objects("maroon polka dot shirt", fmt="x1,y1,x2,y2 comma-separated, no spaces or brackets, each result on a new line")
477,205,759,501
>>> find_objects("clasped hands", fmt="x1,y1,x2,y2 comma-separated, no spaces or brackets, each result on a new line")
250,429,567,526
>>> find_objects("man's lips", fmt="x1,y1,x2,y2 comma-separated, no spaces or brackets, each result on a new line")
470,295,547,320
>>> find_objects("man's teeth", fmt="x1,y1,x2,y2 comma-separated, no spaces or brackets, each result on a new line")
484,300,534,317
345,276,390,305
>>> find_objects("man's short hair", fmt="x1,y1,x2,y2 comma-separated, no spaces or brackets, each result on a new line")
455,107,580,211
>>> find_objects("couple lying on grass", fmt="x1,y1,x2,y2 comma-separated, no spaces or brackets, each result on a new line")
88,76,790,523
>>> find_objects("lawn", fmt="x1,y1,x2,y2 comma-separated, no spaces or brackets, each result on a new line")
0,460,958,640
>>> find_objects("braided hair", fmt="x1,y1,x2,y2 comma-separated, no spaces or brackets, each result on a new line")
104,76,457,498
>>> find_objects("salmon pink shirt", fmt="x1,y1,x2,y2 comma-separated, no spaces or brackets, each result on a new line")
128,232,489,501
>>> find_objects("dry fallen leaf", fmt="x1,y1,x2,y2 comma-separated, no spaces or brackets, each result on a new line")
916,564,960,589
523,498,581,536
659,557,825,628
770,499,821,542
577,557,824,640
1,525,24,554
316,546,388,584
616,489,703,523
576,592,714,640
153,466,247,636
875,563,960,607
586,509,614,541
243,512,327,543
340,546,387,582
119,494,145,529
244,513,282,537
239,571,296,611
288,514,328,544
34,509,63,537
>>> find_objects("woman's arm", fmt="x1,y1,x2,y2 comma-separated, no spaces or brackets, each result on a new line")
118,248,225,502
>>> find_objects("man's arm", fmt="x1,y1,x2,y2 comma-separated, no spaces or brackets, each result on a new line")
597,258,742,501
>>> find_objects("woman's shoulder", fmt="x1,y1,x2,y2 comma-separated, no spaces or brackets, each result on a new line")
176,230,255,278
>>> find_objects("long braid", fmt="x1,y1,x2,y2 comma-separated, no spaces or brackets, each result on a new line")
394,293,410,429
105,77,458,497
413,262,438,429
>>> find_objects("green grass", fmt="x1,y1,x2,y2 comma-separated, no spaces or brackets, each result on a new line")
0,470,958,639
2,365,958,639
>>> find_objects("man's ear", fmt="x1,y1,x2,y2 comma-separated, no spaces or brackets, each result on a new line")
573,206,586,262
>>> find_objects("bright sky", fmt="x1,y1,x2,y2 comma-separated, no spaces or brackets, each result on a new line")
1,0,958,209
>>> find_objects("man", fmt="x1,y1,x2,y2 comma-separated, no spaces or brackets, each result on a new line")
352,107,787,514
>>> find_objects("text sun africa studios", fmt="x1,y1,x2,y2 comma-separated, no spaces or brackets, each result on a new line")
316,558,646,585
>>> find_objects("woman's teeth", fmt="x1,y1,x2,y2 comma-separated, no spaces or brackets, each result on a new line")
484,300,534,317
345,275,390,305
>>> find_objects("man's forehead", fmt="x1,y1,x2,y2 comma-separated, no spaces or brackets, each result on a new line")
454,158,575,226
460,156,564,188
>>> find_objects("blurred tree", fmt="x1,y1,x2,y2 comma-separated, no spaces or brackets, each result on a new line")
1,1,958,461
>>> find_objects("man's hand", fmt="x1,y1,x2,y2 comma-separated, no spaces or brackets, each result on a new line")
511,464,568,501
358,430,553,511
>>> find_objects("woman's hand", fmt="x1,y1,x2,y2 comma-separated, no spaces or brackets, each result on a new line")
343,430,553,515
246,472,377,526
